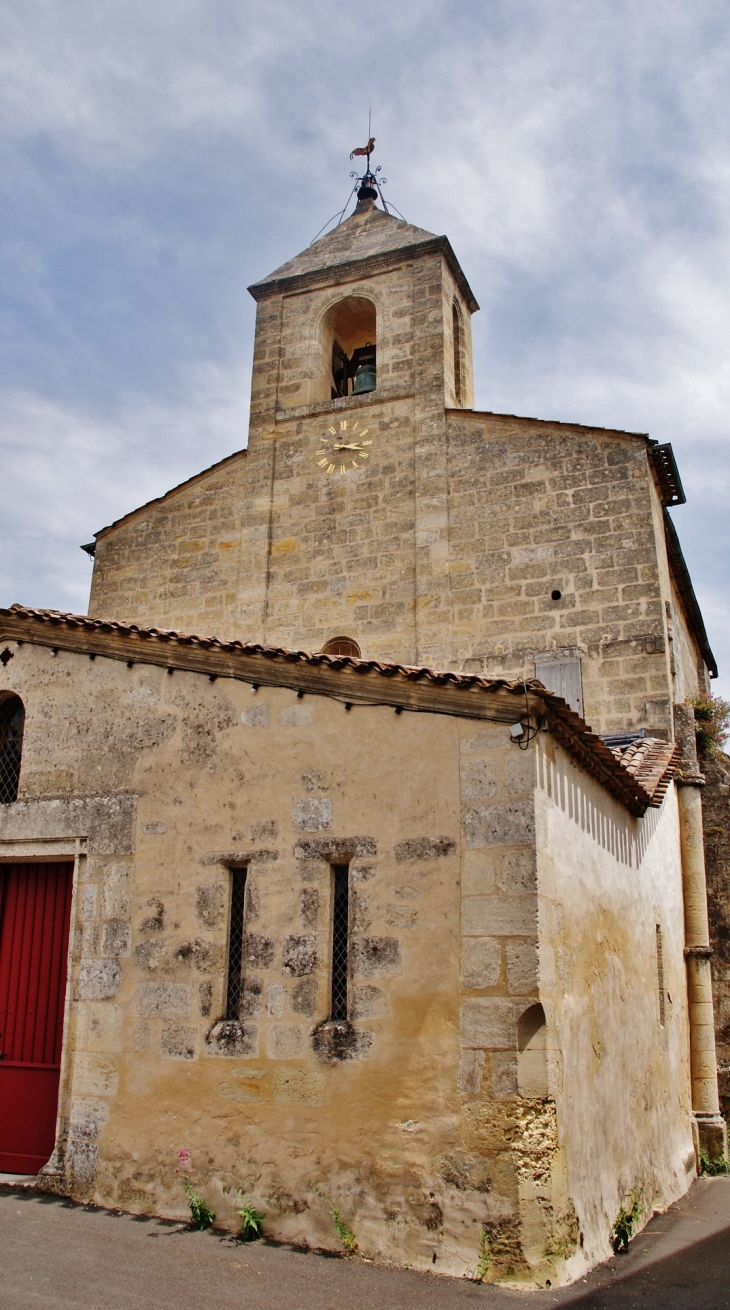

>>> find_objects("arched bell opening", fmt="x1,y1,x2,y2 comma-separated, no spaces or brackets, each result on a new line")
319,297,377,401
0,692,25,804
517,1002,549,1098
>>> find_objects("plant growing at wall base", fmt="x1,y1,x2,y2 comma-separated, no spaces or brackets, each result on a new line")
700,1149,730,1176
689,694,730,754
475,1226,490,1282
235,1189,265,1240
611,1193,642,1253
313,1185,358,1254
176,1149,216,1231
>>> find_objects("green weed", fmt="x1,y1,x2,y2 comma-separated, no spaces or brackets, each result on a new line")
235,1190,265,1240
700,1149,730,1176
690,694,730,754
475,1226,490,1282
313,1185,358,1255
176,1148,216,1231
611,1193,641,1253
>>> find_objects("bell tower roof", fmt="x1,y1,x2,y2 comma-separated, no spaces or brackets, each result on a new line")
248,200,478,312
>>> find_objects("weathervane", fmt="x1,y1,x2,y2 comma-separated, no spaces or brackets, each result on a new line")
309,110,406,245
348,109,388,209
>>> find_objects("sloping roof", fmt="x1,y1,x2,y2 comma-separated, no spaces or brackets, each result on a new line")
248,200,479,312
607,737,680,807
1,604,679,817
663,509,717,679
446,408,649,441
254,204,439,284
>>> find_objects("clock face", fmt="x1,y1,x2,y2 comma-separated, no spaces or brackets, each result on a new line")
316,419,373,475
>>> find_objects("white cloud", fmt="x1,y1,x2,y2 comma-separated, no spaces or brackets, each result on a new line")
1,0,730,695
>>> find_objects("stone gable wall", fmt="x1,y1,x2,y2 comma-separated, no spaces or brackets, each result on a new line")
445,412,680,735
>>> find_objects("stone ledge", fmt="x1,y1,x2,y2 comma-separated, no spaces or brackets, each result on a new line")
275,385,415,424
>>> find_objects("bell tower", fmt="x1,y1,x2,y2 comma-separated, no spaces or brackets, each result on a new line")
240,167,479,666
88,158,479,668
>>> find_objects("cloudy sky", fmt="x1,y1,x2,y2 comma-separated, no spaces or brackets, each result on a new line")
2,1,729,696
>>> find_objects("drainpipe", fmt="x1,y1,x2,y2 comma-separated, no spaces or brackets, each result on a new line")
674,703,728,1164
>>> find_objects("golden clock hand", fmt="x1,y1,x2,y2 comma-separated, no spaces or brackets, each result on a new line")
333,442,364,451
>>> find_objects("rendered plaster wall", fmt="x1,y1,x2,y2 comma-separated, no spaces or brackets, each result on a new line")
534,735,694,1276
0,641,534,1278
0,641,697,1282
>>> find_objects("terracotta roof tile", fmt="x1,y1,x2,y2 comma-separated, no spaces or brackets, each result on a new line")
608,737,680,806
1,605,680,817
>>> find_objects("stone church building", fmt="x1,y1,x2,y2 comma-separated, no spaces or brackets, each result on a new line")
0,173,726,1286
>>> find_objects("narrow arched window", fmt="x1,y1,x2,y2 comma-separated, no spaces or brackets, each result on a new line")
0,694,25,803
517,1002,548,1097
452,300,464,407
321,637,361,659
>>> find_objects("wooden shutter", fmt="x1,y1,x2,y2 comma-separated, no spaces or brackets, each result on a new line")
534,659,583,718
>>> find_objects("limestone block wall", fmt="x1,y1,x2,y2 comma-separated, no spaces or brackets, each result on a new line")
535,734,694,1274
701,746,730,1118
273,269,414,413
89,450,256,636
445,412,677,736
259,393,419,659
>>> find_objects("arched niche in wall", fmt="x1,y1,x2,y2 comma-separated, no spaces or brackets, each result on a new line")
517,1002,549,1098
0,692,25,803
317,296,377,402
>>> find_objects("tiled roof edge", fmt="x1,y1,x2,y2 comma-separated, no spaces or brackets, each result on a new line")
1,604,665,817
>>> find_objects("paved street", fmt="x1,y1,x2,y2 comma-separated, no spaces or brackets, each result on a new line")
1,1176,730,1309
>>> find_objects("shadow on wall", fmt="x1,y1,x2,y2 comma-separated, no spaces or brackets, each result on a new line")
518,1003,548,1098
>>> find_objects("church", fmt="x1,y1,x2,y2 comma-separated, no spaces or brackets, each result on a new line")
0,156,725,1286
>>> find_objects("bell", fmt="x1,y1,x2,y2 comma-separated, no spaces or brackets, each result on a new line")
352,362,376,394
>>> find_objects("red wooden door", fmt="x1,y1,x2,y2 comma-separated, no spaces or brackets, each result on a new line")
0,863,73,1173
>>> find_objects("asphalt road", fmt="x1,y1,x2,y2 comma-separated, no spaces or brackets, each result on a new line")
1,1176,729,1309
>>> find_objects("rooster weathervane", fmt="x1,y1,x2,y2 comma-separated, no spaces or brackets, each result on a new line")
309,113,406,245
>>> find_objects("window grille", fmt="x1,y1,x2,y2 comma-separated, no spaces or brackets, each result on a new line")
330,864,350,1021
225,868,248,1021
656,924,666,1026
0,695,24,804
